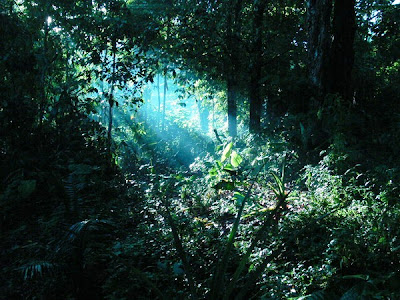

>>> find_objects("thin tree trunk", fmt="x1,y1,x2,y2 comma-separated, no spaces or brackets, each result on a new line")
249,1,266,133
39,18,49,129
227,74,238,137
157,74,161,128
100,49,108,125
162,73,167,131
107,40,117,152
225,0,242,138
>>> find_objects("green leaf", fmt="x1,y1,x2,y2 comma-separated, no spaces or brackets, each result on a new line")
221,142,233,162
209,167,218,177
223,164,235,171
173,262,185,275
378,236,386,244
342,274,369,281
18,180,36,199
230,150,243,168
233,192,245,206
300,122,305,136
223,166,237,176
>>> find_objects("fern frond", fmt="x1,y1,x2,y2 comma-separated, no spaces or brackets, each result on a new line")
66,219,115,242
67,219,91,241
19,261,56,280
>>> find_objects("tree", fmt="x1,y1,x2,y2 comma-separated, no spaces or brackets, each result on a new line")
307,0,333,96
330,0,356,100
225,0,246,137
307,0,356,101
248,0,267,133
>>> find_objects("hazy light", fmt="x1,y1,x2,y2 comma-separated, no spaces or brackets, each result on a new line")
47,16,52,25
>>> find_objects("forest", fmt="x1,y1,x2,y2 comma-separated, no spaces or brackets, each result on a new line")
1,0,400,299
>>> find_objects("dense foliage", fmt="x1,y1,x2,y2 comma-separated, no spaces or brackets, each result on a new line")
1,0,399,299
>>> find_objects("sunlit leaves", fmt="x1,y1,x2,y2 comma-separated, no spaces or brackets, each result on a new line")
210,142,244,191
209,167,218,177
230,150,243,168
221,142,233,162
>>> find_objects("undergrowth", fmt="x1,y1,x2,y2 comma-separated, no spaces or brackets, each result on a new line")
2,120,400,299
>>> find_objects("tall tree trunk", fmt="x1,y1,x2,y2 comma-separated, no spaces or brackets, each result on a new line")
329,0,356,101
39,17,49,130
227,74,238,137
249,1,266,133
107,40,117,152
307,0,333,97
100,49,108,125
162,73,167,131
307,0,356,101
225,0,243,138
157,74,161,128
161,18,170,132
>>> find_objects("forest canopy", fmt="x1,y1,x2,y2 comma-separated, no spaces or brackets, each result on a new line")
1,0,400,299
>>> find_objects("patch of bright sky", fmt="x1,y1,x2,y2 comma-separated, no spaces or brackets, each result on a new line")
394,0,400,4
47,16,62,33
